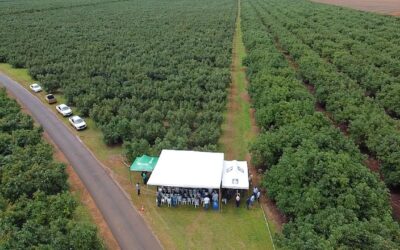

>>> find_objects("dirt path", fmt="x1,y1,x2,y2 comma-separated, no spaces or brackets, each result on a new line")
312,0,400,15
219,0,286,232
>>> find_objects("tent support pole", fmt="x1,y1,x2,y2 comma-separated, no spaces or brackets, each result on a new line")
219,188,222,212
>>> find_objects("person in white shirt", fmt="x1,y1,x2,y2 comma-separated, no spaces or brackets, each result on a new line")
212,192,218,202
136,183,140,196
250,194,255,206
235,194,240,208
204,196,210,209
253,186,258,197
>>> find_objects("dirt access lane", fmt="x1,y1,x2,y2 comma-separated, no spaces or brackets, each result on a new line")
312,0,400,15
220,0,287,231
0,74,162,250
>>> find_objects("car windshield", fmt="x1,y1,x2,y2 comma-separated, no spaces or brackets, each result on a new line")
74,118,83,123
47,95,54,99
32,84,39,88
61,106,69,111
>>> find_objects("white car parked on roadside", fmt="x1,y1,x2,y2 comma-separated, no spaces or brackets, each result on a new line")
68,115,87,130
29,83,42,93
56,104,73,117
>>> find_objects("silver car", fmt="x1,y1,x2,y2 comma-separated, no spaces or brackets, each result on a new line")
68,115,87,130
56,104,73,117
29,83,42,93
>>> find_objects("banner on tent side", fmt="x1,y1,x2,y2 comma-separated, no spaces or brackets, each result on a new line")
221,160,249,189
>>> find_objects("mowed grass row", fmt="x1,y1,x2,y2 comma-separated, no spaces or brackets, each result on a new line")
218,0,256,161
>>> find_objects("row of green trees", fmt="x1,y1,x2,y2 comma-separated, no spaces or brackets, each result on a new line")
0,0,237,160
0,89,104,249
0,0,113,15
242,0,400,248
252,0,400,188
264,0,400,117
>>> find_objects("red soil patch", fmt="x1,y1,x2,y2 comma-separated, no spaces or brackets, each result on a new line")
246,154,288,231
365,156,380,174
277,42,299,70
243,73,260,136
360,152,400,220
261,194,288,227
312,0,400,15
363,152,400,220
337,123,349,136
277,41,351,136
305,82,316,95
315,103,325,113
240,50,285,229
390,193,400,220
249,107,260,135
220,65,240,160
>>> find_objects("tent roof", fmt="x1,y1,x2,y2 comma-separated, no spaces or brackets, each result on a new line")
130,155,159,172
147,150,224,189
221,160,249,189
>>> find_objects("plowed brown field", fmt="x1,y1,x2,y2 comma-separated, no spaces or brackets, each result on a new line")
312,0,400,15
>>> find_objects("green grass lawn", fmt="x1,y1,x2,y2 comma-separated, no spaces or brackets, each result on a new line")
232,10,255,160
130,173,275,250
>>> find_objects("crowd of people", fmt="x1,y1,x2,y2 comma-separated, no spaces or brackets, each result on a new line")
138,169,261,209
156,187,221,209
153,186,261,210
233,186,261,209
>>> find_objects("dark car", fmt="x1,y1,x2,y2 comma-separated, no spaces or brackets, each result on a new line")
45,94,57,104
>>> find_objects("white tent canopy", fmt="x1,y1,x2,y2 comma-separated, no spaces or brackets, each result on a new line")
221,160,249,189
147,150,225,189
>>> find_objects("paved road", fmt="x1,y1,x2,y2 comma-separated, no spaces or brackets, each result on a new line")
0,74,162,250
